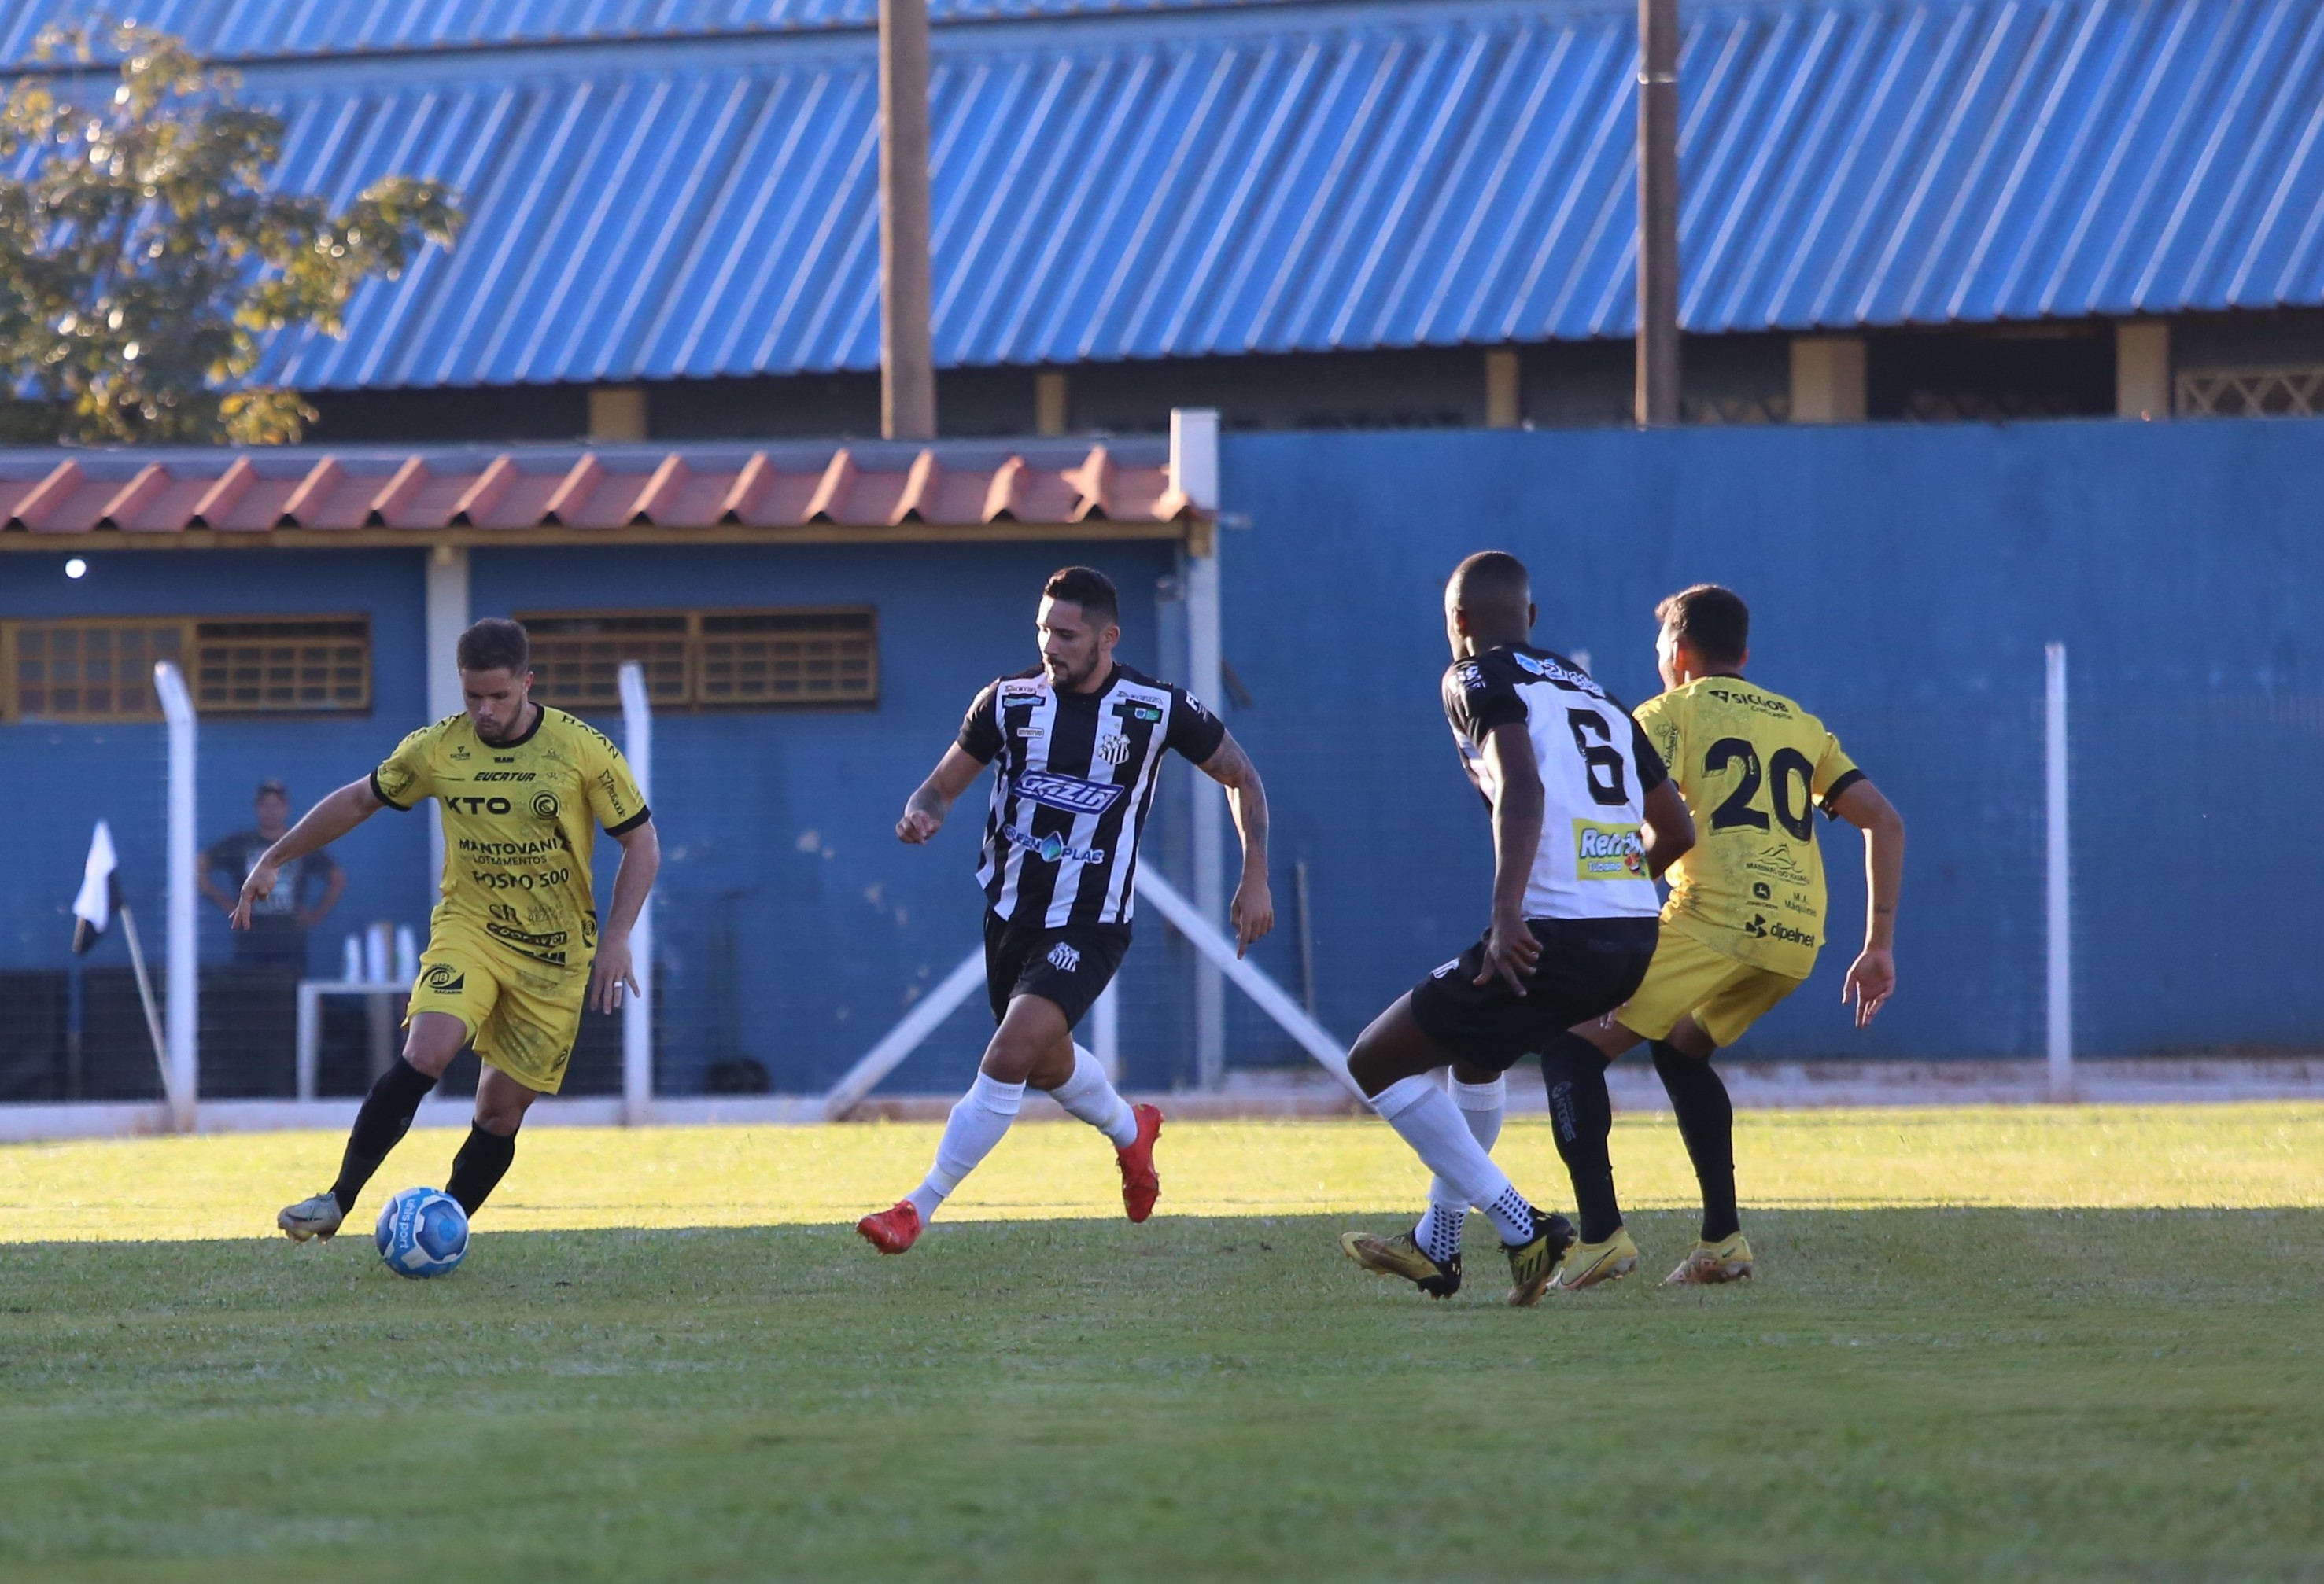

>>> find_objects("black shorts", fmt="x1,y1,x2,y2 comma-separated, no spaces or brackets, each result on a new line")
983,912,1132,1029
1407,916,1660,1070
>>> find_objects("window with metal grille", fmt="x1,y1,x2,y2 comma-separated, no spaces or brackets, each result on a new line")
518,609,877,712
2,619,183,721
190,618,371,714
2,616,371,722
522,615,692,711
2177,367,2324,418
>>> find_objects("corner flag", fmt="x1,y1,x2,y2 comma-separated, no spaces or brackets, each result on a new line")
72,820,120,954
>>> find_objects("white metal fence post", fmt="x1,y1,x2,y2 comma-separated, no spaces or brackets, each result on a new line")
1173,408,1227,1089
425,547,470,904
2045,643,2073,1103
618,661,655,1126
155,661,197,1131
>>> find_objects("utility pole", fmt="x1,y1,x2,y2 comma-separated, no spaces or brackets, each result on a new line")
880,0,936,440
1636,0,1680,426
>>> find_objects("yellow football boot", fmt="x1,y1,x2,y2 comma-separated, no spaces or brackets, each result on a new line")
1501,1210,1577,1308
1338,1230,1461,1299
1545,1228,1640,1293
1662,1232,1754,1286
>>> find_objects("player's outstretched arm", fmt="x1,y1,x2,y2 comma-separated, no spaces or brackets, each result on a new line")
588,819,661,1015
230,778,382,929
1640,777,1695,878
1830,778,1905,1027
1197,731,1274,956
1474,721,1545,995
897,746,985,845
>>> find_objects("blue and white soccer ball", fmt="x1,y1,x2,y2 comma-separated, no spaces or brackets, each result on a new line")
374,1187,469,1279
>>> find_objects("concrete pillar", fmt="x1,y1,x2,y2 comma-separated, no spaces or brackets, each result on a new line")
1171,408,1227,1090
1635,0,1681,425
879,0,937,440
1035,370,1069,437
1485,348,1522,429
2116,321,2171,419
1790,337,1867,423
588,386,649,441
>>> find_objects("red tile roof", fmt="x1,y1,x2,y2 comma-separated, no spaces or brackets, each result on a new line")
0,443,1194,542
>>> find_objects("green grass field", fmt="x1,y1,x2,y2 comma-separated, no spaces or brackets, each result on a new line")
4,1105,2322,1582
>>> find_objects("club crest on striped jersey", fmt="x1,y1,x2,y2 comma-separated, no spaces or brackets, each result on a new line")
1094,734,1131,766
1014,769,1126,815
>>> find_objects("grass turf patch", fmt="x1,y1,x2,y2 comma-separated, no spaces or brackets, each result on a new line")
5,1103,2322,1243
2,1107,2322,1580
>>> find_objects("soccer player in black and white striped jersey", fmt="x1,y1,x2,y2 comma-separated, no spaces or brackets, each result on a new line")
857,567,1274,1255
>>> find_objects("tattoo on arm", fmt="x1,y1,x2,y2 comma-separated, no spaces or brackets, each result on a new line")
1201,735,1270,871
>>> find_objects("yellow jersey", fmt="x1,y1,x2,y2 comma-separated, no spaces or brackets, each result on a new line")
1632,676,1861,978
371,705,649,971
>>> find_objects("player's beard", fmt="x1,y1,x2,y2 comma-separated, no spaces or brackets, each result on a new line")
1045,651,1100,691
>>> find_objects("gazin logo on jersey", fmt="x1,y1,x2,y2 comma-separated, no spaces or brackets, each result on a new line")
1513,651,1598,691
1013,770,1126,816
1573,820,1647,880
1002,824,1107,866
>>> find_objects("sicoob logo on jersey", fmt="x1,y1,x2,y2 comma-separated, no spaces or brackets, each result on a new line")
531,792,560,819
1013,771,1126,816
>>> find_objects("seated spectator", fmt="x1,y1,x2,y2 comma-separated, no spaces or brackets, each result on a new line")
200,780,343,971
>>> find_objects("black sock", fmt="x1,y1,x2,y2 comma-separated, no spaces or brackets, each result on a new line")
1652,1040,1739,1242
330,1058,438,1214
1538,1032,1621,1243
445,1123,519,1216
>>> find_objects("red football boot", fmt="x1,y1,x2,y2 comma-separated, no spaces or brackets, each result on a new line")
856,1200,923,1254
1116,1103,1164,1224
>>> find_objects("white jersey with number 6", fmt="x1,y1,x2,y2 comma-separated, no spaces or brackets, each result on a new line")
1441,644,1669,922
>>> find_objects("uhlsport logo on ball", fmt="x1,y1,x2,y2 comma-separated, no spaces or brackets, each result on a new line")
374,1187,469,1278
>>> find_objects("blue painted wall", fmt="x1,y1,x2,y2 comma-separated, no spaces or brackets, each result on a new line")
1,550,433,982
10,414,2323,1096
5,537,1196,1096
1216,416,2324,1061
467,540,1191,1094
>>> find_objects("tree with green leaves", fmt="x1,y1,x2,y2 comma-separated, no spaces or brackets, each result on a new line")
0,20,460,444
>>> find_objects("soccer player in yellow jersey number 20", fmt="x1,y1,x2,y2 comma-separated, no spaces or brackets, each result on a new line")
231,618,661,1245
1559,584,1905,1288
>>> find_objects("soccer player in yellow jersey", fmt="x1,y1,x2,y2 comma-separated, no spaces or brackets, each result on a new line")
1540,584,1905,1290
231,619,661,1243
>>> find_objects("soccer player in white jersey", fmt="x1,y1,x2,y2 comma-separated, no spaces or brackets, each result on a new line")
857,567,1274,1255
1337,551,1695,1305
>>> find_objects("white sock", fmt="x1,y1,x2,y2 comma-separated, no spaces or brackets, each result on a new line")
1049,1044,1139,1149
906,1073,1024,1224
1415,1074,1505,1263
1373,1074,1535,1247
1426,1072,1506,1211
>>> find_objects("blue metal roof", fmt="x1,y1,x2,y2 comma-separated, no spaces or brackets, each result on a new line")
0,0,1310,61
20,0,2315,386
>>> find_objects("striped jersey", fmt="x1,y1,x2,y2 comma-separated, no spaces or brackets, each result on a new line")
957,663,1227,927
1444,644,1668,922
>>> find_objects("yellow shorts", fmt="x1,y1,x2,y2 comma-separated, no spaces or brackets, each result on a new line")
404,928,589,1095
1618,926,1806,1049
